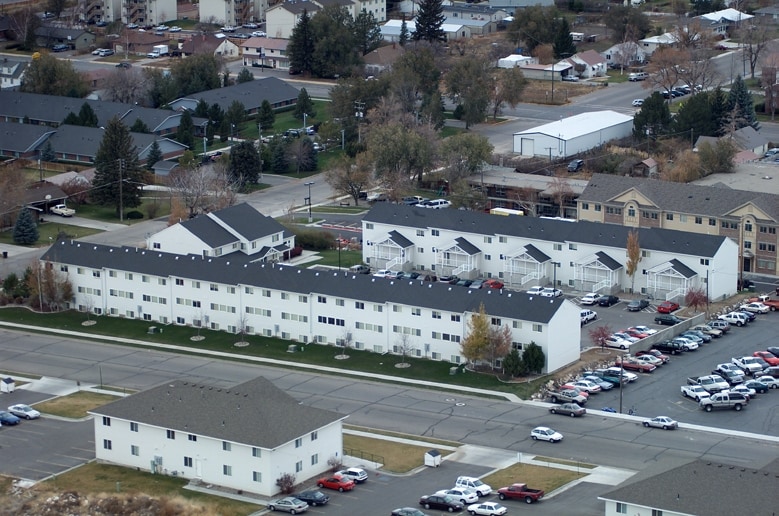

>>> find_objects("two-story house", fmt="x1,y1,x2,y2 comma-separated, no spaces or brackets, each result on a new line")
242,37,289,70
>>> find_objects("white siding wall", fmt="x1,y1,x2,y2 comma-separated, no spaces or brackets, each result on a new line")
148,225,209,256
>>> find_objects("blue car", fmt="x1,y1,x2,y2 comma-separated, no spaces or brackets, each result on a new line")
0,410,21,425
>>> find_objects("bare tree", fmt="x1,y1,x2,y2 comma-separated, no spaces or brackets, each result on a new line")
325,154,372,206
740,22,773,78
167,165,214,218
396,333,416,366
685,286,708,313
645,46,684,97
488,68,527,120
625,229,642,294
549,175,574,217
210,160,240,210
103,67,148,105
487,325,512,370
588,324,613,352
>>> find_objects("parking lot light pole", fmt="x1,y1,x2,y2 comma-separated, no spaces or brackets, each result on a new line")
551,261,560,288
305,182,315,223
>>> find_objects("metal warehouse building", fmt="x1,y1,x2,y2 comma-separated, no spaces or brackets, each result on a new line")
513,110,633,158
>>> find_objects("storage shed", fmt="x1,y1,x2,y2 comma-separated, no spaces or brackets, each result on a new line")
425,449,442,467
513,110,633,158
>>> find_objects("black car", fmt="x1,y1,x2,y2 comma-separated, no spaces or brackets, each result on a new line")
598,295,620,307
419,495,463,512
455,279,473,287
392,508,429,516
51,44,70,52
655,314,682,325
767,347,779,358
567,159,584,172
654,340,685,355
715,369,744,385
294,490,329,506
736,310,757,322
627,299,650,311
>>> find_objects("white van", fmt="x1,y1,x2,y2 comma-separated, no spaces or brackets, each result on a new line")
628,72,649,81
455,476,492,497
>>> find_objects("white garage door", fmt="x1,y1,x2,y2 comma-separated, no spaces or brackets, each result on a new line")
521,138,534,156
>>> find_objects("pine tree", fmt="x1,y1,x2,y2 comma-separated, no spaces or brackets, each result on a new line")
130,118,150,133
294,88,315,120
258,100,276,130
352,9,382,55
13,208,38,245
413,0,446,43
237,68,254,83
41,140,55,162
145,140,162,171
78,103,99,127
727,75,759,130
399,18,409,47
229,141,261,190
177,110,195,150
288,9,315,75
270,139,289,173
63,112,81,125
91,117,144,217
195,99,210,118
553,18,577,59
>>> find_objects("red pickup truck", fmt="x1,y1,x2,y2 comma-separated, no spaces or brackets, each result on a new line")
497,483,544,504
748,296,779,312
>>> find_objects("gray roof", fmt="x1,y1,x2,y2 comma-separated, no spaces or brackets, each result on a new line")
0,58,27,82
364,203,729,259
170,76,299,113
579,173,779,222
276,2,320,15
41,240,568,324
455,237,481,256
732,126,767,150
90,377,344,448
388,230,413,248
0,122,54,153
595,251,621,271
46,125,157,160
599,460,779,516
180,215,238,248
35,26,93,40
212,203,288,242
524,244,550,263
669,258,696,278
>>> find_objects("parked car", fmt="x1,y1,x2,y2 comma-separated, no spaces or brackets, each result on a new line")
631,325,657,335
0,410,20,425
337,467,368,483
316,475,355,492
655,314,682,326
7,404,40,420
685,330,711,343
526,286,544,295
633,354,663,367
582,375,613,391
98,48,114,56
736,309,757,322
728,384,756,399
754,351,779,366
571,379,602,393
604,367,637,382
267,496,308,513
435,488,479,505
623,328,649,339
373,269,391,278
627,299,650,311
392,508,429,516
531,426,563,442
580,310,597,325
561,75,579,82
741,302,769,314
418,494,463,512
418,199,451,209
251,30,267,37
483,279,504,289
632,98,644,107
580,293,601,305
496,483,545,504
598,295,620,307
293,490,329,506
657,301,680,313
604,335,632,350
743,379,769,394
719,312,748,327
612,332,640,343
467,502,508,515
707,319,731,332
549,402,586,417
754,375,779,388
614,356,656,373
635,349,670,363
643,416,678,430
51,44,70,52
567,159,584,172
349,264,371,275
540,287,563,297
454,476,492,497
691,324,722,338
654,340,685,355
672,337,698,351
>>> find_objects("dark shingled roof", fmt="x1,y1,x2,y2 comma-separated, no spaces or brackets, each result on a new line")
599,460,779,516
524,244,550,263
579,173,779,221
669,258,696,278
388,230,413,248
179,216,237,248
90,377,344,448
595,251,621,271
41,240,567,323
213,203,287,242
454,237,481,256
364,204,728,258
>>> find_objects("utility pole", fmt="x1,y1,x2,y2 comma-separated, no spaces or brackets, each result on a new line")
118,158,125,222
354,100,365,143
305,181,315,223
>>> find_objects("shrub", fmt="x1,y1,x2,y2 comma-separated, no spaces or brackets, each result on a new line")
126,210,144,219
275,473,296,494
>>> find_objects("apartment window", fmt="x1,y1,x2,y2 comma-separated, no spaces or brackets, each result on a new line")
491,317,502,326
130,422,138,432
102,416,111,426
568,243,577,250
192,281,200,288
295,437,303,448
184,457,193,468
679,214,687,223
142,275,149,283
418,247,424,253
666,213,673,221
210,283,218,291
553,243,562,251
757,259,775,269
411,308,421,316
253,471,262,482
745,222,753,232
499,236,507,243
60,265,68,272
416,230,424,236
374,304,383,312
188,434,197,442
262,289,271,297
745,241,752,249
311,431,318,441
627,208,635,217
759,243,776,252
355,301,364,309
432,229,440,236
281,292,290,300
709,218,717,226
432,311,441,319
594,204,601,212
244,286,254,294
513,321,522,329
581,202,589,210
336,298,345,307
92,270,101,278
484,236,492,244
318,295,326,304
295,461,303,473
131,445,139,456
700,259,710,266
223,441,231,451
532,323,542,332
651,511,663,516
103,439,112,450
695,216,702,224
759,225,777,234
299,295,308,303
223,465,232,476
485,254,491,261
252,447,261,458
311,453,319,465
615,502,627,514
166,430,175,440
451,314,461,322
641,250,651,258
365,223,374,229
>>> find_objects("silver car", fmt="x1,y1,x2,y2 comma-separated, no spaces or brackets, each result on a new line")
267,496,308,514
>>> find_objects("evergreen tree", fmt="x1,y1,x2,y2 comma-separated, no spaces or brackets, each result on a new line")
195,99,210,118
145,140,162,171
294,88,315,120
130,118,150,133
13,208,38,245
352,9,382,55
63,112,81,125
288,9,316,75
219,118,230,142
633,92,672,139
206,123,215,145
237,68,255,83
522,342,545,374
310,6,360,79
270,139,289,173
553,18,577,59
709,88,730,136
258,99,276,130
413,0,446,43
728,75,759,130
399,18,409,47
91,117,144,217
177,110,195,150
78,103,99,127
672,91,720,139
225,100,246,130
41,141,56,162
229,141,262,190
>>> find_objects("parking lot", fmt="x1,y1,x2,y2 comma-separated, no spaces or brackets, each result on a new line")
574,297,779,434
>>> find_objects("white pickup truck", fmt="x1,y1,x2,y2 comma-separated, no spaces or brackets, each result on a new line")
732,356,764,376
681,384,711,402
51,204,75,217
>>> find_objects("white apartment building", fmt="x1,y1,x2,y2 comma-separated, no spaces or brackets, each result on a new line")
361,204,738,303
41,238,580,372
199,0,269,27
102,0,177,26
90,377,345,496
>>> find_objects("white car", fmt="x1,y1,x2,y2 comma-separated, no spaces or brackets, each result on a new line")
634,355,662,367
571,379,602,393
612,332,640,343
7,404,40,420
631,325,657,335
754,376,779,389
419,199,451,209
337,467,368,483
526,286,544,296
727,385,756,399
436,488,479,504
168,26,181,32
580,293,601,305
154,25,168,31
540,287,562,297
372,269,391,278
672,337,698,351
91,48,105,55
604,335,632,350
741,302,769,314
605,367,637,382
580,310,597,325
251,30,267,37
467,502,508,516
531,426,563,443
632,98,644,107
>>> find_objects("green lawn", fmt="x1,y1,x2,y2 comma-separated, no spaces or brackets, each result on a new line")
0,307,548,399
0,220,102,247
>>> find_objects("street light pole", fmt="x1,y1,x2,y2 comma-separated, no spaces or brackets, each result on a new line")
305,181,315,223
551,261,560,288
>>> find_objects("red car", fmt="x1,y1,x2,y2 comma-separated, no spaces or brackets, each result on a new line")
754,351,779,366
483,279,505,289
614,356,656,373
317,475,355,492
657,301,680,313
623,328,649,339
561,383,590,398
636,349,670,364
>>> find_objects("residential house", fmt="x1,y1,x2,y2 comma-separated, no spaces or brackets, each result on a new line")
753,5,779,21
363,43,404,76
730,126,768,156
599,459,779,516
511,61,573,81
362,203,737,302
23,181,69,221
381,19,471,42
90,377,346,497
566,50,606,79
631,158,658,178
577,173,779,278
35,26,96,51
151,160,179,177
44,125,187,164
0,122,55,160
181,34,240,58
199,0,267,27
442,4,507,36
696,8,753,37
513,111,633,159
266,2,320,40
639,32,679,55
168,77,299,116
146,202,295,261
0,58,27,90
497,54,537,69
601,41,647,69
241,37,289,70
40,237,581,372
